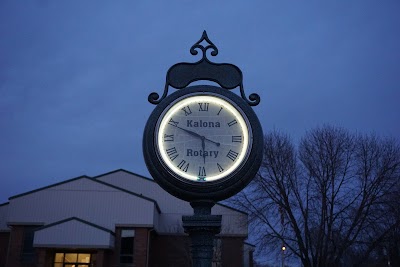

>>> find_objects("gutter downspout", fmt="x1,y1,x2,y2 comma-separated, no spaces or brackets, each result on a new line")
146,228,155,267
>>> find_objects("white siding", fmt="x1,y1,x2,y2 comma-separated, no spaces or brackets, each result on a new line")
34,219,114,248
243,243,255,267
214,205,248,236
97,171,193,213
97,170,248,235
157,213,186,234
8,177,157,231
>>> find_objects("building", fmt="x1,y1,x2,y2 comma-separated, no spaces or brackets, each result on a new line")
0,169,254,267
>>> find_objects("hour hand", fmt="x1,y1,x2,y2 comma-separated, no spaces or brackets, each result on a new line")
201,137,206,164
204,137,220,146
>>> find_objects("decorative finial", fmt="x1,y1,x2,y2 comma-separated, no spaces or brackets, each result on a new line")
190,31,218,60
148,31,260,106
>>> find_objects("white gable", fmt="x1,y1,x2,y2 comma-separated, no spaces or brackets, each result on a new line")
96,171,192,213
8,177,158,231
96,170,248,236
34,217,114,248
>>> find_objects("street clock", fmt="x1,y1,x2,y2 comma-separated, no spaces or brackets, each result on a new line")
143,86,262,201
143,32,263,201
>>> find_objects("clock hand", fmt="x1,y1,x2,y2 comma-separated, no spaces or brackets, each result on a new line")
172,124,220,149
203,137,220,147
201,137,206,164
172,125,221,146
172,125,204,140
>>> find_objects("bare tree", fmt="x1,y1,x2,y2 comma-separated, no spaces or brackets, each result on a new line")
229,125,400,267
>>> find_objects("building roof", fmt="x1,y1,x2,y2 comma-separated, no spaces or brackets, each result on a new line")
6,175,160,231
2,169,248,236
94,169,249,236
94,169,247,215
34,217,115,249
8,174,161,213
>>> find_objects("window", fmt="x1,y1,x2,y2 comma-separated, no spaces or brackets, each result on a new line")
21,226,39,263
53,252,95,267
120,229,135,265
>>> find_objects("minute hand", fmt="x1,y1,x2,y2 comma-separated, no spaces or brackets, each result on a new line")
173,125,220,146
173,125,204,140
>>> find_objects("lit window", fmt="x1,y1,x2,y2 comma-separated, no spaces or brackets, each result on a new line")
53,252,94,267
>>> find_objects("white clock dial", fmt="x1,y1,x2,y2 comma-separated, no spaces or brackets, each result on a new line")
155,93,252,182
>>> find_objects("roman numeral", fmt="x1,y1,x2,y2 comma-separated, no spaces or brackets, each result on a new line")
232,136,242,143
198,166,206,177
166,147,178,161
198,103,209,111
217,163,224,172
181,106,192,116
226,150,239,161
227,119,237,127
217,107,223,115
177,160,189,172
164,134,174,142
168,118,179,127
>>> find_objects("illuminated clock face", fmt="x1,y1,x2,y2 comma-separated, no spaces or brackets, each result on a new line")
155,93,252,182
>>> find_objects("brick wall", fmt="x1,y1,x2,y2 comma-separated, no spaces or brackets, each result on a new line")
133,228,148,267
149,234,191,267
0,232,10,267
222,237,245,267
2,225,246,267
150,235,245,267
5,225,24,267
35,248,53,267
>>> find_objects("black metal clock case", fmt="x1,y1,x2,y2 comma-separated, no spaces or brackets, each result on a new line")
142,31,263,202
143,85,263,201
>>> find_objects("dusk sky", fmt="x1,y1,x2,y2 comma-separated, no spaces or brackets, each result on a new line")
1,1,399,203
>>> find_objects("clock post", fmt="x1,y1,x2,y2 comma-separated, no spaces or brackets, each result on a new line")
143,31,263,267
182,201,222,267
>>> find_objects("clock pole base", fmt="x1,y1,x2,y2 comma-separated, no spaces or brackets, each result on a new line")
182,201,222,267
